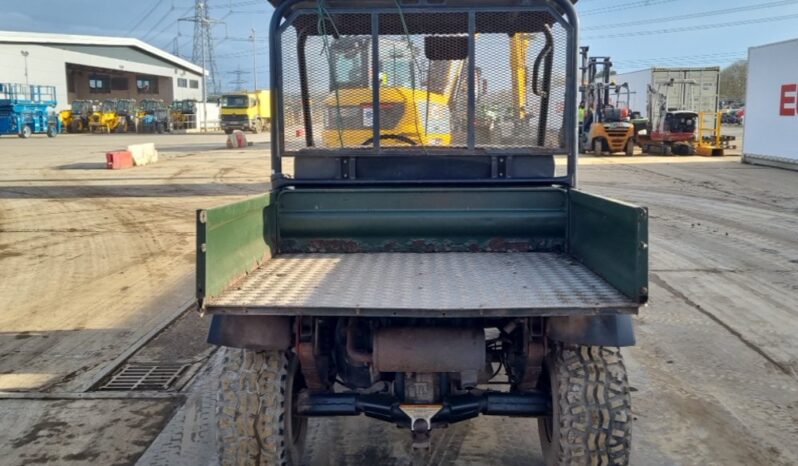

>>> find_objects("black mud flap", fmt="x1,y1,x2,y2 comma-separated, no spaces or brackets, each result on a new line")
207,315,292,350
546,315,635,347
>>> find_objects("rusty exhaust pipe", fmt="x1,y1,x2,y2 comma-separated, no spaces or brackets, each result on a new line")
372,327,485,373
346,319,372,364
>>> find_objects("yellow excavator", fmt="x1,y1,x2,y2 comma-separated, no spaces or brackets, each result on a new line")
322,36,464,147
321,33,550,149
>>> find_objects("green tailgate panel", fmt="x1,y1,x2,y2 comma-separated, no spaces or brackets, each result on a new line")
277,188,568,253
197,193,277,303
568,190,648,304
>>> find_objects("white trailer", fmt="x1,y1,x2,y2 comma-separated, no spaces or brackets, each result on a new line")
743,38,798,171
615,67,720,121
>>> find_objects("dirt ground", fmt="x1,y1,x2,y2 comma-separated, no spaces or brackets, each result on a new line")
1,131,797,465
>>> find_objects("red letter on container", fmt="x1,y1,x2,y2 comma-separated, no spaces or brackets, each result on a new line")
781,84,797,116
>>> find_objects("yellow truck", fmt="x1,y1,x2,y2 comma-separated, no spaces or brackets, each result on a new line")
220,90,270,134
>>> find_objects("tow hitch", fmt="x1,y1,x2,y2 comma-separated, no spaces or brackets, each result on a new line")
296,390,551,426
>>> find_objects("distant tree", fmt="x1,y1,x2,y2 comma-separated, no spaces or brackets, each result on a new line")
719,60,747,103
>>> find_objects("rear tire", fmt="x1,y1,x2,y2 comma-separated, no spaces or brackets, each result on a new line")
218,349,307,466
47,126,57,138
538,344,632,466
19,125,32,139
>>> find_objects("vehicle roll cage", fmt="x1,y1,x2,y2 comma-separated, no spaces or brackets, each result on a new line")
268,0,580,188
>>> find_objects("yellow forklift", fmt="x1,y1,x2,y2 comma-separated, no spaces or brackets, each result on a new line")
579,48,635,156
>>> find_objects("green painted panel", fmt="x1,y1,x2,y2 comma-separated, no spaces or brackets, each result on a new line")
197,193,276,304
278,188,568,253
567,190,648,303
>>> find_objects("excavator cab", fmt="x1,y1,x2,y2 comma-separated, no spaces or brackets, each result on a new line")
321,35,465,147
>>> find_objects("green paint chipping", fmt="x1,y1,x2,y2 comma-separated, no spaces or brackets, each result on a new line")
568,190,649,304
197,193,276,304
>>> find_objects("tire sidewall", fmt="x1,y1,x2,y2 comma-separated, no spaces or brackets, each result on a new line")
538,354,561,464
537,344,632,466
218,349,307,466
285,354,308,464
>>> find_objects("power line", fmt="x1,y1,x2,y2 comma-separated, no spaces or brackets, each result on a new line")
127,0,164,35
584,12,798,39
228,65,250,90
613,51,746,65
216,45,268,59
580,0,679,16
613,54,747,71
207,0,263,9
152,6,196,48
584,0,798,31
141,5,179,42
222,9,271,15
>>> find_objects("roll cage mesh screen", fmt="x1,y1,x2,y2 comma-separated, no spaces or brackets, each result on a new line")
277,4,571,156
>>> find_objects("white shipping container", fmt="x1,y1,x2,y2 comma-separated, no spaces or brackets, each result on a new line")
743,38,798,171
615,67,720,123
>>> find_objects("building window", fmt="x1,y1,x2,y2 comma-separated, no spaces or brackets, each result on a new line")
189,79,199,89
111,77,129,91
136,75,159,94
177,78,188,88
89,75,110,93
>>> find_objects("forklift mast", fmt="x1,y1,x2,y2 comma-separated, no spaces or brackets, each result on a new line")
580,46,614,123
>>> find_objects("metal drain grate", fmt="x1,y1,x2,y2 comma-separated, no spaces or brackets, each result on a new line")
99,363,189,391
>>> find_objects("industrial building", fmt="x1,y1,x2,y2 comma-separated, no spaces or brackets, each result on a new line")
0,30,205,111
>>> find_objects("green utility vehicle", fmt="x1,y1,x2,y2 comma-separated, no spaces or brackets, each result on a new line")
198,1,647,464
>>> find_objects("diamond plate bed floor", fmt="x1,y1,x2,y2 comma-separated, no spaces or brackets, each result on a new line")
205,253,636,316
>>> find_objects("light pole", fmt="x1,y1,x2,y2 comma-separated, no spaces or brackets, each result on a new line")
200,15,208,133
249,28,257,90
20,50,29,90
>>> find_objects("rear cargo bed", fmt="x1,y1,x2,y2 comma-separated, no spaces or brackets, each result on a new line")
204,252,637,316
198,187,648,317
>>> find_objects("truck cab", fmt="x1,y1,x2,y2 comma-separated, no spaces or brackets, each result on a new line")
220,90,271,134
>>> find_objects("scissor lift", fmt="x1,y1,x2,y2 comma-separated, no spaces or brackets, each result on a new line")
0,83,60,138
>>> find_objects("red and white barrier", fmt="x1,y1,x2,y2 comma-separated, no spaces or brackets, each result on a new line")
106,150,134,169
226,130,248,148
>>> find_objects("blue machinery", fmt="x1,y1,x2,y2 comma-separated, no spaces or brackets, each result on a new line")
0,83,61,138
